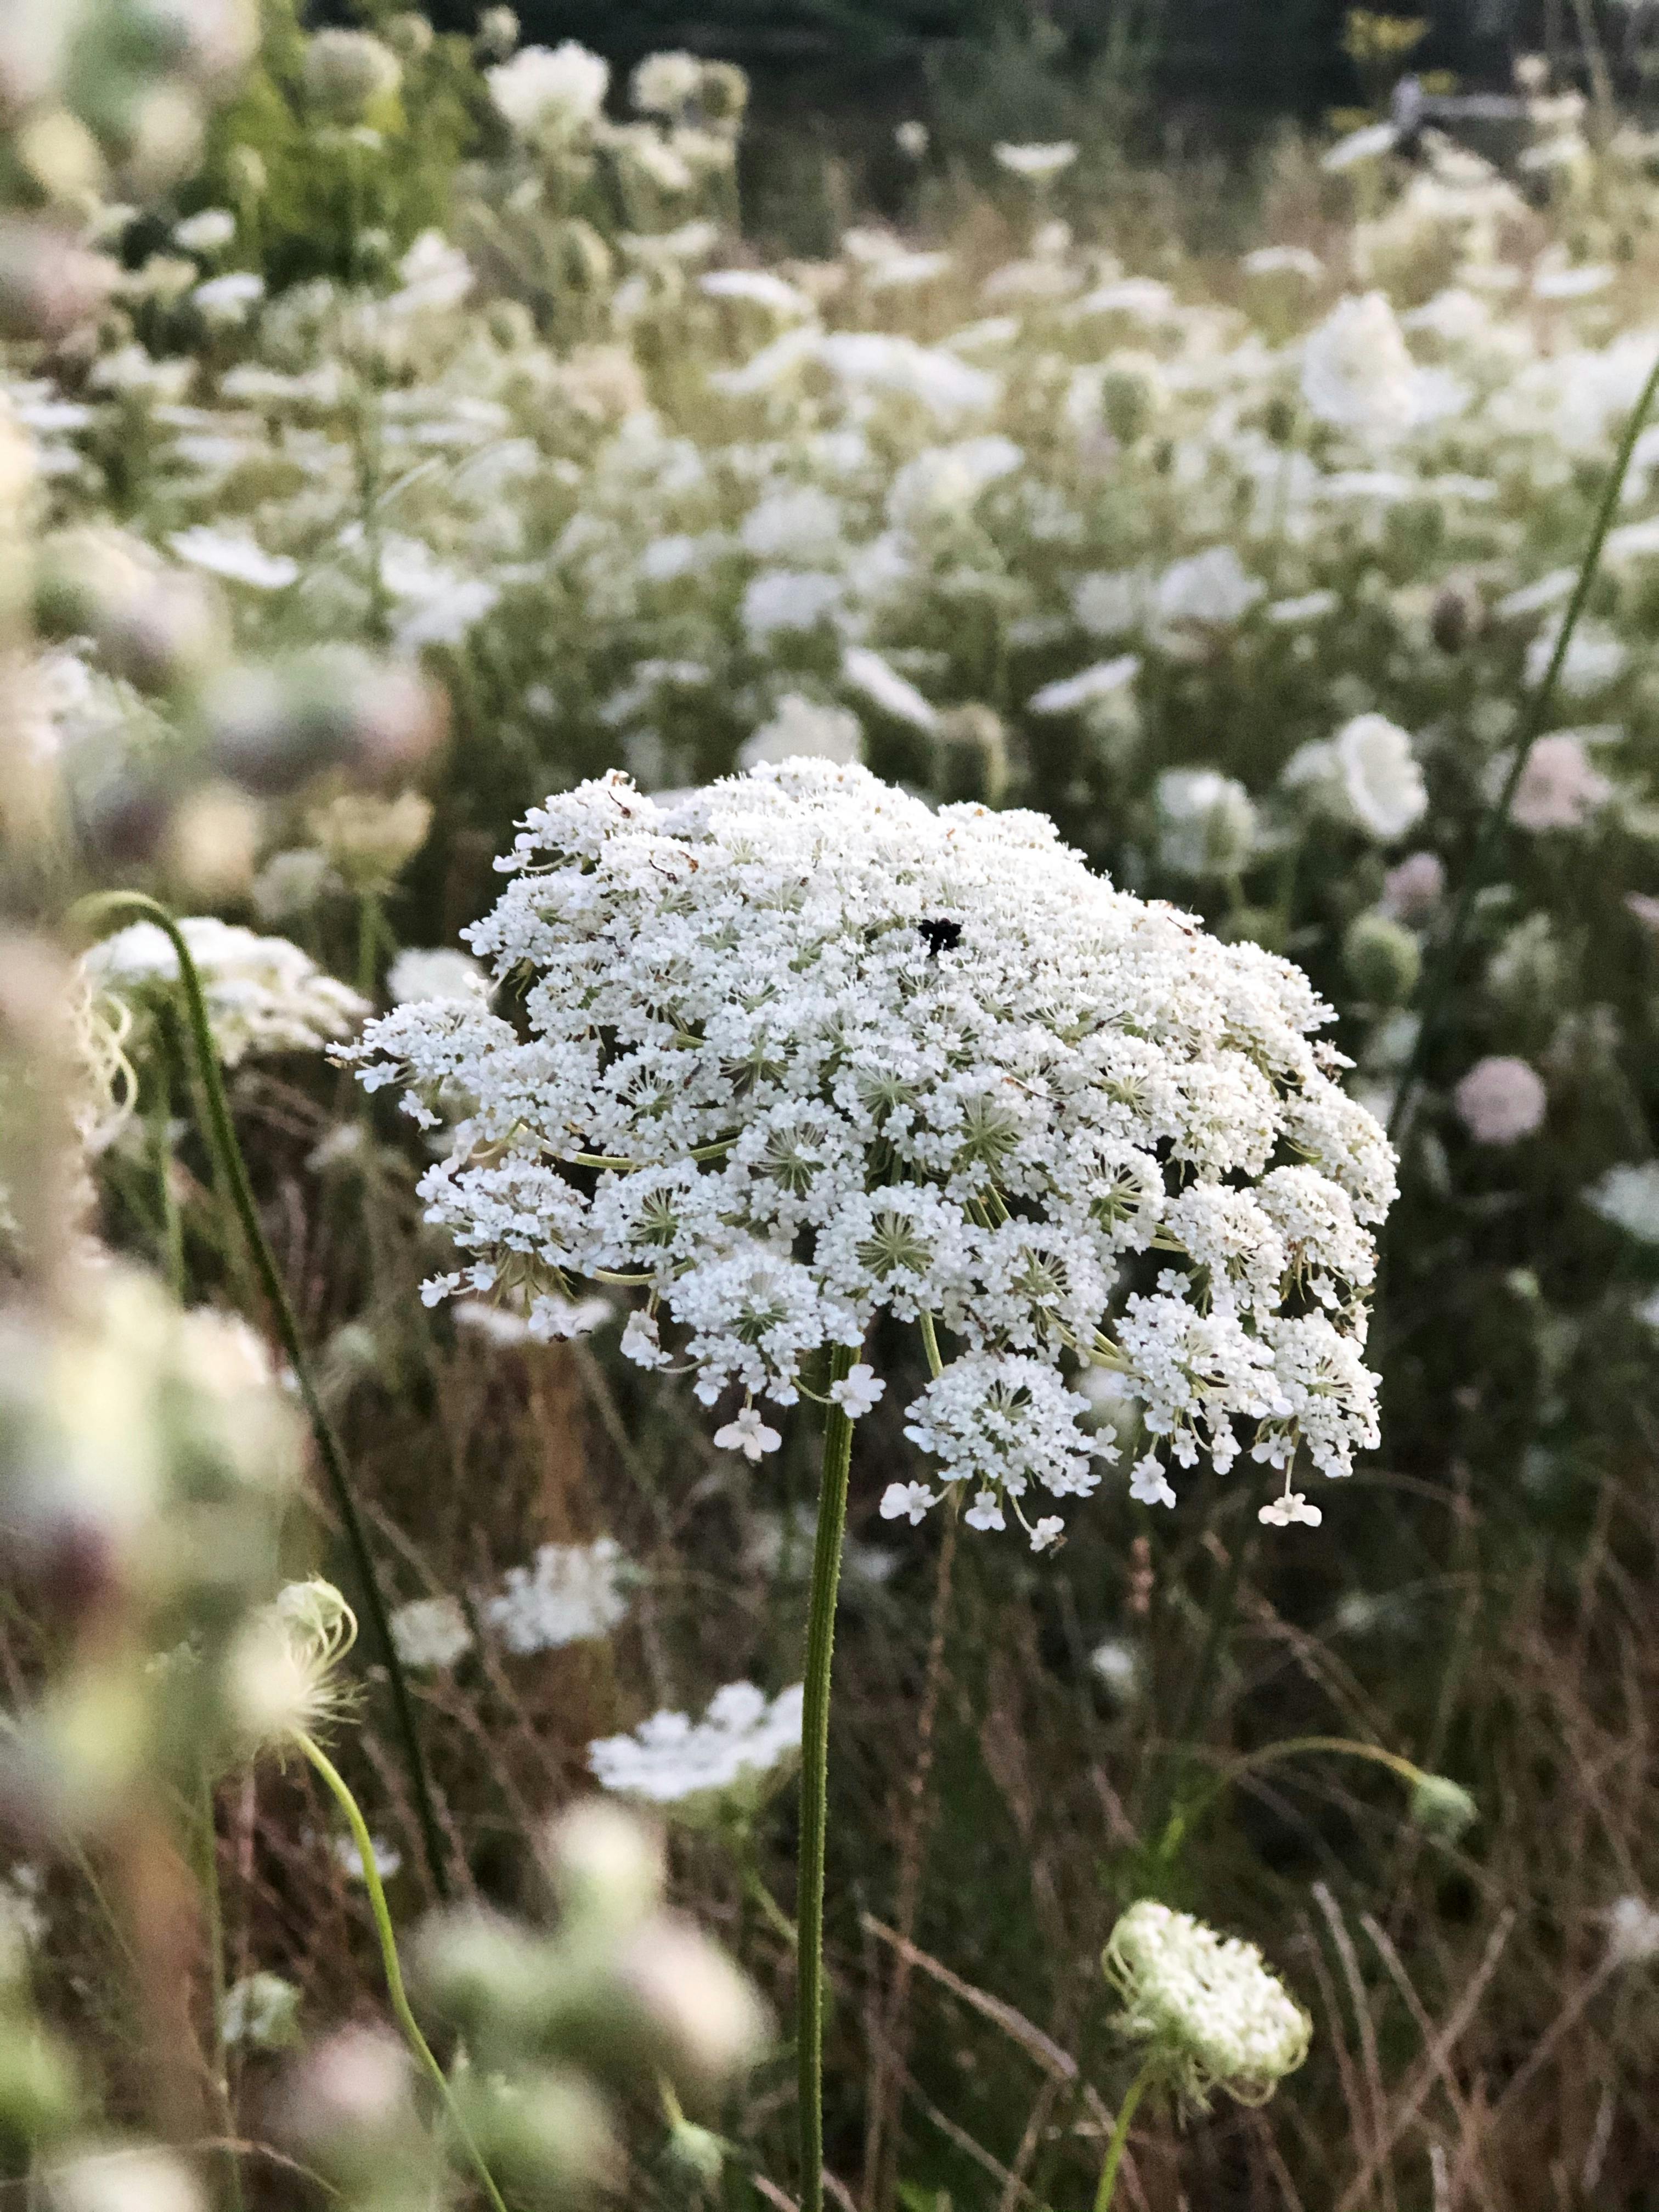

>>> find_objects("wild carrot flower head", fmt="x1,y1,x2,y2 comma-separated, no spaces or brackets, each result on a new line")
1104,1900,1311,2108
350,761,1392,1541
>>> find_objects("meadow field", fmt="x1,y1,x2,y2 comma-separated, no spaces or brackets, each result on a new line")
2,6,1658,2209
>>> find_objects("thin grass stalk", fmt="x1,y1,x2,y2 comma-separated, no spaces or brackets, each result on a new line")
1388,345,1659,1150
296,1733,505,2212
798,1341,859,2212
71,891,451,1901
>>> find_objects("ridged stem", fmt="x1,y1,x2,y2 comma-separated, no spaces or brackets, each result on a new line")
797,1341,857,2212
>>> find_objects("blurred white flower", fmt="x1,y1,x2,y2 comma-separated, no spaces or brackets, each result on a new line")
385,947,489,1006
738,692,862,769
389,1594,473,1670
484,1538,629,1655
992,142,1077,180
1028,654,1140,716
1285,714,1426,840
168,526,296,590
83,918,368,1065
1154,769,1257,878
1506,733,1610,831
1588,1162,1659,1243
1454,1057,1548,1145
588,1681,802,1819
1154,545,1263,630
487,41,608,145
220,1970,301,2050
1605,1894,1659,1966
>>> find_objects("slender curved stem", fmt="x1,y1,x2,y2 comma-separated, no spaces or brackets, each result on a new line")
71,892,450,1903
1092,2058,1156,2212
295,1734,505,2212
1164,1733,1425,1855
1389,343,1659,1150
797,1341,858,2212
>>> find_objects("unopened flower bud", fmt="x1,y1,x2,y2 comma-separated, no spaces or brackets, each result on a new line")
1408,1771,1477,1843
475,7,520,60
413,1907,555,2044
303,31,402,123
612,1917,769,2090
667,2119,726,2185
384,13,434,62
281,2027,419,2183
453,2066,619,2201
0,221,116,341
1431,576,1485,654
541,1799,664,1932
1343,911,1421,1006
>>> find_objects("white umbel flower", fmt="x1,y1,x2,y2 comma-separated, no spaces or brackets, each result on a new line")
1104,1900,1311,2108
349,763,1392,1533
588,1681,803,1824
84,918,368,1066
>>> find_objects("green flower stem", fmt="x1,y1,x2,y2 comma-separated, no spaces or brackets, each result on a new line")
150,1048,183,1301
1389,343,1659,1151
918,1311,943,1380
1092,2056,1156,2212
71,891,450,1903
197,1763,244,2212
797,1340,858,2212
1163,1733,1425,1854
295,1733,506,2212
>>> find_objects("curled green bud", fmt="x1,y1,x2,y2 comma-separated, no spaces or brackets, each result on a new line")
1408,1771,1477,1843
1343,911,1421,1007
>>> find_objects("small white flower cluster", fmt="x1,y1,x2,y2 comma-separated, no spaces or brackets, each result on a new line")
83,918,369,1066
587,1680,803,1824
351,763,1391,1542
483,1537,628,1656
388,1537,630,1667
1104,1899,1311,2108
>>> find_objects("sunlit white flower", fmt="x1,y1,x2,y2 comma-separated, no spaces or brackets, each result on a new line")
353,763,1390,1532
630,49,701,119
1301,292,1461,439
174,207,236,253
842,646,938,732
1154,546,1263,630
333,1832,402,1884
